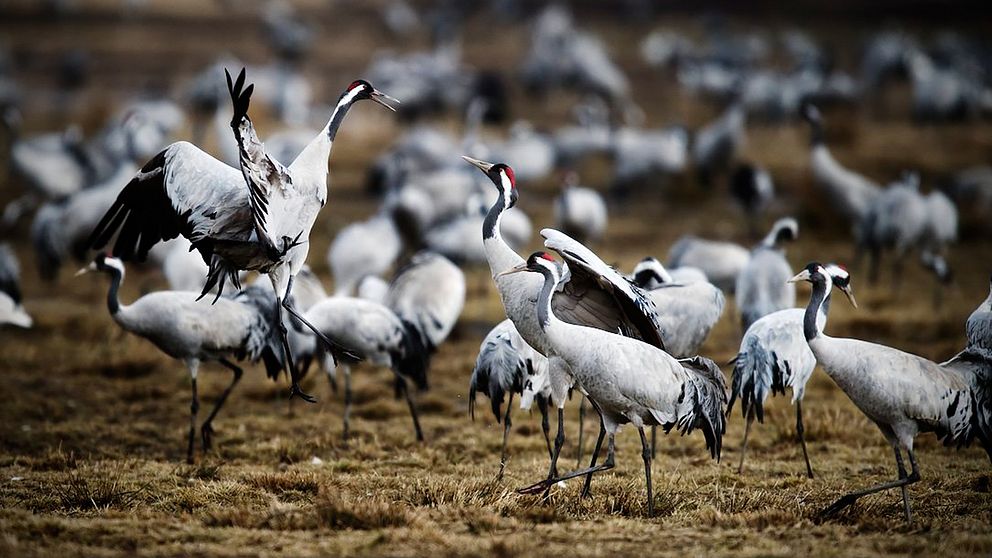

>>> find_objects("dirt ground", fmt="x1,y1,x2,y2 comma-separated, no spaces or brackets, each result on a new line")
1,2,991,557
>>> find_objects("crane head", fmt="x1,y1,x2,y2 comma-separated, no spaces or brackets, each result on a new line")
461,156,518,207
75,253,125,277
343,79,400,112
824,263,858,308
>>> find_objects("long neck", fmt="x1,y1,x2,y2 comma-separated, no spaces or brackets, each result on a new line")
483,188,524,275
290,93,357,173
759,226,783,249
537,269,560,333
804,278,830,341
105,268,124,316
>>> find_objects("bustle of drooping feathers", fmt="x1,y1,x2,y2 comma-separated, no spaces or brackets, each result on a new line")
728,341,789,423
469,332,526,422
664,356,728,461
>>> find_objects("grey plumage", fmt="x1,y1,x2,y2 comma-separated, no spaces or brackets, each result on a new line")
793,262,992,521
964,277,992,359
469,319,552,476
304,295,429,441
803,104,881,226
88,70,396,402
729,264,855,477
80,255,283,463
553,177,608,244
667,235,750,293
630,257,725,358
0,243,30,328
327,213,401,296
511,253,726,516
735,217,799,330
386,251,466,357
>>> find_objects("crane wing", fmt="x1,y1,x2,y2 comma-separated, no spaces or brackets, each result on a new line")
542,228,666,351
88,141,251,264
226,68,292,254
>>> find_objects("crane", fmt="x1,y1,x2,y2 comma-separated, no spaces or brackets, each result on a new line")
87,68,398,402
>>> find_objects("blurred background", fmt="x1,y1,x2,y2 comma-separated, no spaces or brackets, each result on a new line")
0,2,991,554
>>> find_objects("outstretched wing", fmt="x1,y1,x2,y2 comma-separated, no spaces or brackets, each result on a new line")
542,228,666,351
88,141,250,263
226,68,292,254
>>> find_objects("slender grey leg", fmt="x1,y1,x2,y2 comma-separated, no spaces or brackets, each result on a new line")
201,359,243,452
796,401,814,479
518,433,615,495
342,365,352,441
651,425,657,459
639,427,653,517
187,377,199,464
737,403,755,474
393,370,424,442
576,394,586,466
542,407,565,496
537,396,553,459
276,293,314,403
819,445,920,520
498,392,514,480
894,447,911,523
580,402,606,499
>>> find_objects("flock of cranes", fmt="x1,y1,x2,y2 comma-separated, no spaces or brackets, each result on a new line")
1,2,990,525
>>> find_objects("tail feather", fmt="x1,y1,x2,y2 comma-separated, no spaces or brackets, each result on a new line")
397,318,429,392
728,341,786,423
943,349,992,462
674,356,728,461
31,203,66,281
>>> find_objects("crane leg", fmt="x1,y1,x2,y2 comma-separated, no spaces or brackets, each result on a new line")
894,446,912,523
275,291,314,403
819,445,920,520
498,392,514,481
526,407,565,499
580,410,605,499
280,276,362,403
796,401,814,478
342,365,352,442
651,425,657,459
187,365,200,465
576,394,585,466
537,395,553,459
392,369,424,442
737,403,755,474
518,433,615,496
201,359,243,453
639,427,654,517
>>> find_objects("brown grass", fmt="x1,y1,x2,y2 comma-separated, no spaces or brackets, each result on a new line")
2,2,992,557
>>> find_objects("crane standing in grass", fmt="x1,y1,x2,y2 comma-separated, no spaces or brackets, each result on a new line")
464,156,666,497
87,69,398,402
502,252,726,517
729,263,856,478
791,262,991,522
77,254,284,463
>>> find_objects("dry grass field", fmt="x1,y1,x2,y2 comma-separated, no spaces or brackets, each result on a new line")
1,2,991,556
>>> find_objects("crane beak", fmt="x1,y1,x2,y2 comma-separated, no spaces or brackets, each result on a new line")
496,262,528,278
74,261,97,277
461,155,494,173
787,269,811,284
370,89,400,112
841,285,858,309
